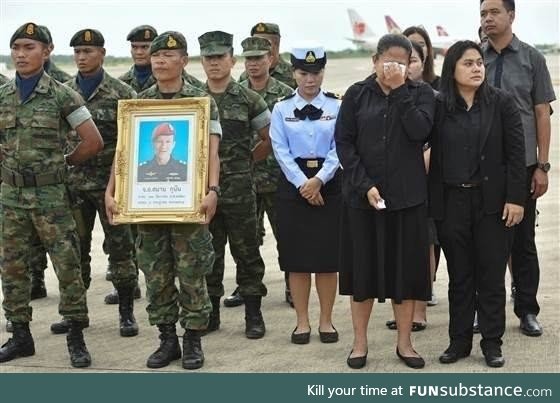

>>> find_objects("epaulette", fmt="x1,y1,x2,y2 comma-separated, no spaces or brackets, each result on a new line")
323,91,342,100
278,92,296,102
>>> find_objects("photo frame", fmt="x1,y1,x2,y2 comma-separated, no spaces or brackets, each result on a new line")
113,97,210,224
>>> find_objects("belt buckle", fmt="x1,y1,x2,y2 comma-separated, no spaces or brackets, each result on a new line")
306,160,319,168
459,183,474,188
22,173,36,187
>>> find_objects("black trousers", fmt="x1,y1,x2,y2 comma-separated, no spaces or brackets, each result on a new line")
511,165,540,318
437,187,513,350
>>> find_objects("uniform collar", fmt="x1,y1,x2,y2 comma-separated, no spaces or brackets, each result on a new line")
484,34,520,54
294,89,325,110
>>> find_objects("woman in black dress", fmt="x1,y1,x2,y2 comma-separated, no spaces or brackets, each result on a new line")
335,34,435,369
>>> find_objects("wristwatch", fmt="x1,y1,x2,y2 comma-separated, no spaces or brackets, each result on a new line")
208,185,221,197
537,161,551,173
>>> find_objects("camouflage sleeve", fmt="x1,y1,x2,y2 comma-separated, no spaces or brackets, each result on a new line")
57,85,92,128
247,89,271,131
208,96,222,137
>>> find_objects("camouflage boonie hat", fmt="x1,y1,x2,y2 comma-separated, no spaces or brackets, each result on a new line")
198,31,233,56
241,37,271,57
10,22,50,47
150,31,187,54
70,29,105,47
127,25,158,42
250,22,281,37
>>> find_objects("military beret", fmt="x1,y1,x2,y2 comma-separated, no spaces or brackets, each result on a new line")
198,31,233,56
250,22,281,37
127,25,158,42
241,36,271,57
150,31,187,54
291,43,327,72
152,122,175,140
39,25,53,45
70,29,105,47
10,22,50,47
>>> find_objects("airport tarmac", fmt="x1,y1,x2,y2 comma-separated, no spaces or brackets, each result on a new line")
0,56,558,373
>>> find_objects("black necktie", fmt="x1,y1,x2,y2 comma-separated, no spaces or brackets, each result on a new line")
294,104,323,121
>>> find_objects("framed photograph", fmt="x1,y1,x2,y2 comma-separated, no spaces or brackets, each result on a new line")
113,98,210,224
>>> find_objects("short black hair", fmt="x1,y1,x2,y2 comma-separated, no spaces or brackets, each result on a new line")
410,41,425,63
480,0,515,12
375,34,412,59
402,26,436,83
440,40,490,112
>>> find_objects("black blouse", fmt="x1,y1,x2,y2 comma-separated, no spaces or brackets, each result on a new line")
335,74,435,211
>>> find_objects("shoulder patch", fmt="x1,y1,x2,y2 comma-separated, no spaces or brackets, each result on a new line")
279,92,296,102
323,91,342,100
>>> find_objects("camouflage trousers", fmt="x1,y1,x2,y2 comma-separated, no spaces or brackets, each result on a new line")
0,204,88,323
75,189,137,289
207,200,267,297
256,191,279,246
136,223,213,330
29,235,48,276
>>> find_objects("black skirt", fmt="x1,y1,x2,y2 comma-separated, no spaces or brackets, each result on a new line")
276,158,341,273
339,203,431,303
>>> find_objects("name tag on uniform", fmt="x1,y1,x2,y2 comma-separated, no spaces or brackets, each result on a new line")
285,117,299,122
319,115,336,121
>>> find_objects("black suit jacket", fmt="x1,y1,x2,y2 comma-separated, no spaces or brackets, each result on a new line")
428,86,526,220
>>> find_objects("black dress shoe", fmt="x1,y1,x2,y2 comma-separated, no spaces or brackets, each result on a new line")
385,320,397,330
439,345,471,364
347,350,367,369
319,326,339,343
483,348,505,368
291,327,310,344
520,314,543,337
224,287,244,308
396,347,425,369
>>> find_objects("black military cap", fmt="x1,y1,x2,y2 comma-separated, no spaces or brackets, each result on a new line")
149,31,187,54
70,29,105,47
127,25,158,42
39,25,53,45
250,22,281,37
10,22,50,47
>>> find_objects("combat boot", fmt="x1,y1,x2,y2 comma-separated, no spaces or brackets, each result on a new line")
104,285,141,304
51,318,90,334
118,287,139,337
30,270,47,300
0,322,35,362
244,295,266,339
203,296,221,335
66,321,91,368
182,329,204,370
147,324,181,368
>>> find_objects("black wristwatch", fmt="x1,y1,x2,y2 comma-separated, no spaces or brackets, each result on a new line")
537,161,551,173
208,185,221,197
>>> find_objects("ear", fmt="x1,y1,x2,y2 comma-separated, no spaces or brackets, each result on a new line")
101,47,107,56
509,10,515,24
231,56,237,66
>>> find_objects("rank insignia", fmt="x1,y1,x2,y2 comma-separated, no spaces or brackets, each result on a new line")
144,29,151,40
305,51,316,63
256,23,266,33
167,35,177,48
85,30,92,42
26,24,35,35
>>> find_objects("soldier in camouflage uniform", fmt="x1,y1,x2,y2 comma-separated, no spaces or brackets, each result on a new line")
42,25,73,83
0,23,104,368
224,37,294,309
0,73,8,85
106,31,221,370
239,23,296,89
119,25,204,93
199,31,270,339
48,29,139,337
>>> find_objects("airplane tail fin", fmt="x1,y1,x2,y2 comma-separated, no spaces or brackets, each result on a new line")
348,8,375,39
384,15,402,34
436,25,449,37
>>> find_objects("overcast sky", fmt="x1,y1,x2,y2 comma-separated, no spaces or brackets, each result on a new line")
1,0,558,57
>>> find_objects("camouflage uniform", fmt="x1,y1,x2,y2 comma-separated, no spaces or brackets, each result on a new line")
45,59,72,83
137,80,221,329
239,57,296,89
240,76,293,245
65,70,137,290
0,71,90,324
202,79,270,298
0,73,8,85
120,67,203,92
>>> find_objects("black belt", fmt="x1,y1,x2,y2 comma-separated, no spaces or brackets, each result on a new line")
1,167,65,187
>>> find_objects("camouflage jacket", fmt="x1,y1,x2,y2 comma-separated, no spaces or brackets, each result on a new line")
45,60,73,83
120,65,204,92
0,73,9,86
0,72,91,208
240,77,293,193
203,79,271,204
239,56,296,89
65,70,136,191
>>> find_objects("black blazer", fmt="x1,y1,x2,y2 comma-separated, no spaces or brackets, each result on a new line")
428,86,526,220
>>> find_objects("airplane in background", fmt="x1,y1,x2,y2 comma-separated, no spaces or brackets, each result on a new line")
346,8,380,51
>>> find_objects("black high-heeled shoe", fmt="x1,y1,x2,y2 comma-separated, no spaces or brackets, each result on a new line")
346,349,368,369
396,347,425,369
